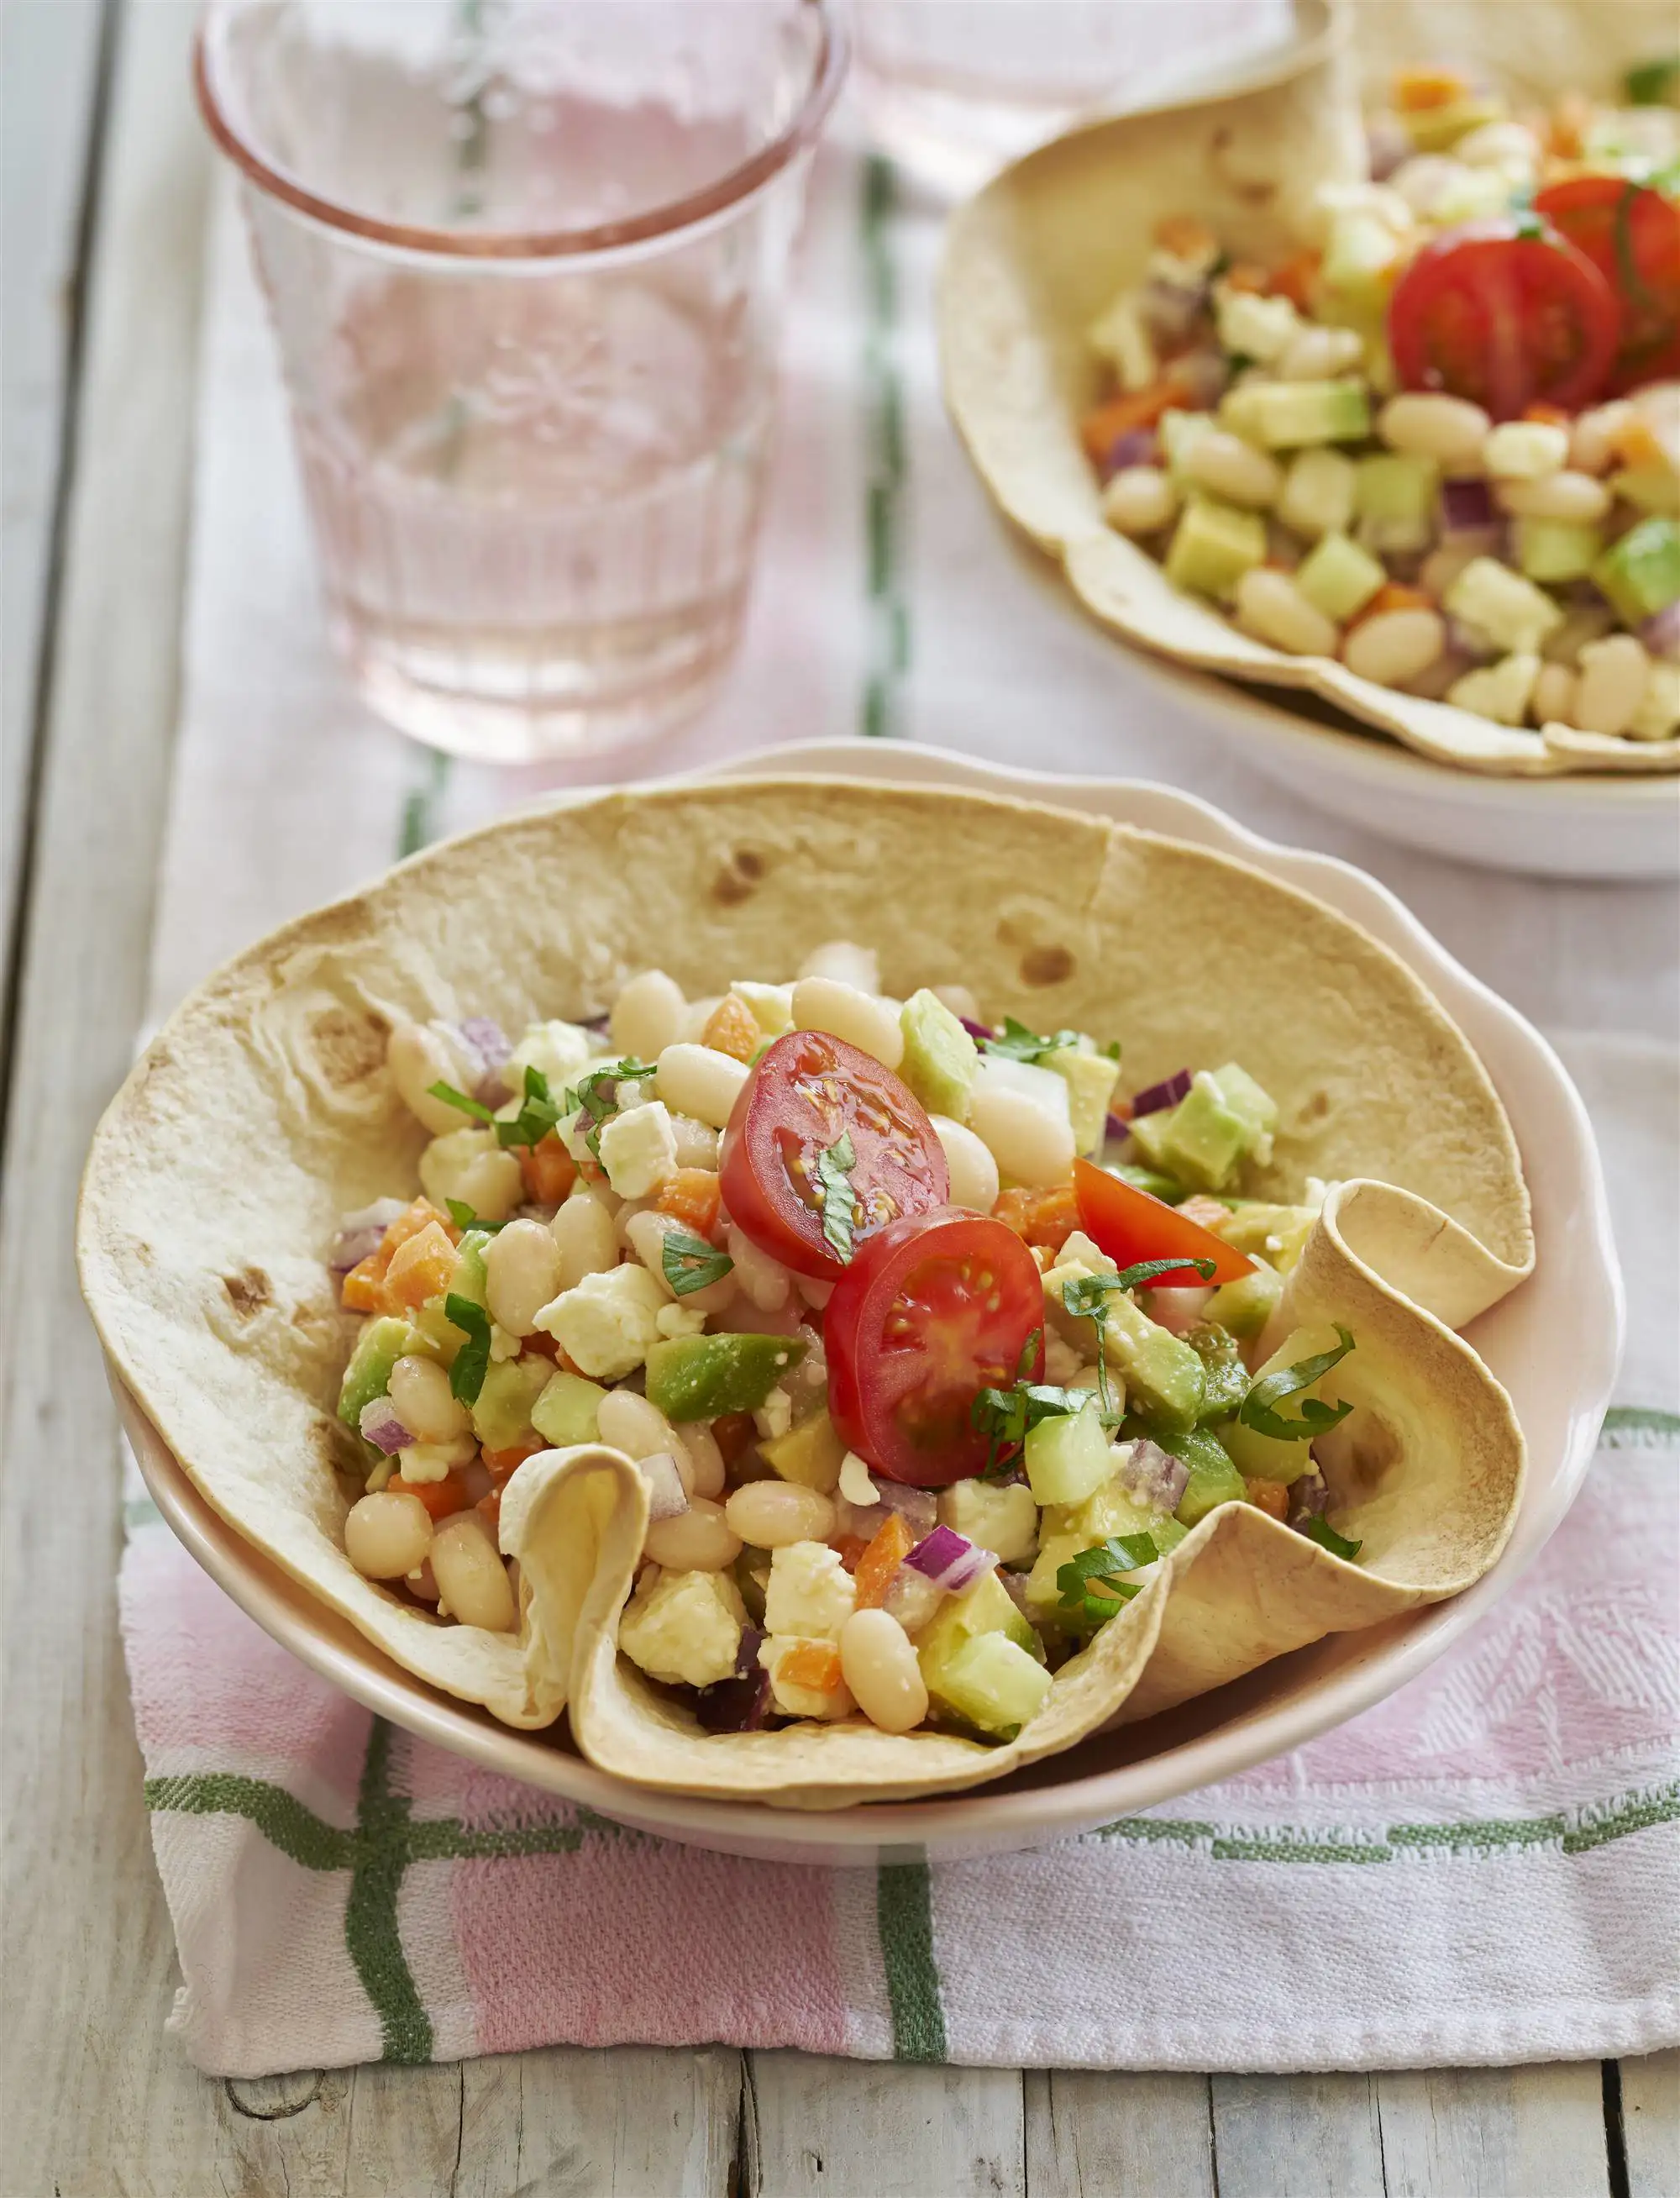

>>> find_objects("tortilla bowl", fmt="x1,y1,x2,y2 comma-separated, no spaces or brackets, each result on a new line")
937,0,1680,781
78,777,1531,1806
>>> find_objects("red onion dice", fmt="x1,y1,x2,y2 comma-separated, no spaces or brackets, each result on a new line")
883,1566,946,1635
358,1399,413,1455
904,1526,996,1595
637,1454,690,1522
1116,1438,1189,1516
1131,1068,1192,1118
959,1017,995,1043
695,1664,773,1732
1104,1111,1132,1144
328,1196,408,1272
1641,602,1680,662
1104,427,1161,475
1440,478,1496,535
1365,112,1412,181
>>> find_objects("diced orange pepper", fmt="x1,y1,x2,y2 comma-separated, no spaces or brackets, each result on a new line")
1357,581,1436,621
520,1133,576,1205
1222,261,1271,295
1153,213,1218,260
522,1328,559,1360
1177,1194,1236,1233
339,1257,388,1313
832,1534,870,1574
701,994,763,1065
480,1441,543,1480
712,1412,757,1465
853,1512,915,1609
655,1168,724,1239
389,1469,475,1522
383,1221,460,1310
1268,250,1321,313
1244,1477,1289,1521
1546,92,1591,160
1393,67,1471,113
1609,413,1667,471
338,1196,455,1312
991,1183,1081,1254
1080,378,1185,463
476,1488,503,1533
1524,402,1572,428
780,1640,844,1692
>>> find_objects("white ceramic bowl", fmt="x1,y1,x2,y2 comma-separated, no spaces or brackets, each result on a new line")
113,743,1622,1865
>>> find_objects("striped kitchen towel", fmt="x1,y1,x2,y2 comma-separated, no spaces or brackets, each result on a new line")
118,1034,1679,2077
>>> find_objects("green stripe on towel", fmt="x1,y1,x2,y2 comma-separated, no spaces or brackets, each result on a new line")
878,1859,947,2062
344,1720,433,2064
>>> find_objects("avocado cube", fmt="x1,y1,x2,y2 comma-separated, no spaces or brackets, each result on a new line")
1173,1428,1249,1523
1296,532,1387,623
531,1369,608,1448
1158,1072,1248,1191
899,988,979,1121
927,1633,1053,1739
644,1331,807,1422
470,1356,550,1451
1099,1293,1206,1430
1165,496,1267,602
1515,516,1603,585
337,1315,416,1431
1044,1042,1121,1156
1593,517,1680,625
1252,377,1371,450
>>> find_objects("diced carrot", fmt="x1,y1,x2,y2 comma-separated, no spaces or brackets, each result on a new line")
389,1470,475,1522
1243,1477,1289,1521
991,1183,1081,1254
1609,413,1667,471
1153,213,1218,260
1393,67,1471,113
853,1512,916,1608
712,1412,758,1465
655,1168,724,1239
780,1640,845,1692
475,1488,503,1533
701,994,762,1065
1546,92,1591,160
1354,581,1436,623
1524,402,1572,428
339,1257,387,1313
1222,261,1271,295
831,1534,871,1575
480,1441,543,1480
1268,249,1321,313
338,1196,455,1312
519,1132,576,1205
1080,378,1184,463
383,1221,460,1309
1177,1194,1236,1233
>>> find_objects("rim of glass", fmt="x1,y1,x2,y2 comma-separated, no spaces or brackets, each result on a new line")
195,0,848,259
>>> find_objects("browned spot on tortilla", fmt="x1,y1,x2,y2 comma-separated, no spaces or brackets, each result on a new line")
1021,944,1074,987
712,846,767,907
223,1267,271,1319
1235,179,1277,207
1306,1089,1331,1120
310,1006,389,1090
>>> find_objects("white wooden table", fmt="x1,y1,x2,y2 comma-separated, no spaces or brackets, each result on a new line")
3,6,1677,2193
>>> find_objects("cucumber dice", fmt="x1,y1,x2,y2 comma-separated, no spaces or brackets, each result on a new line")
1297,530,1386,623
531,1369,608,1448
916,1569,1041,1679
928,1632,1053,1739
1165,497,1267,602
898,989,979,1121
1173,1428,1248,1523
1024,1401,1114,1508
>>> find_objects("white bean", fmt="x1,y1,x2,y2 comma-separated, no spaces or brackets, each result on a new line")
669,1113,720,1169
1531,660,1577,725
1496,470,1612,523
727,1223,793,1312
417,1128,524,1223
1101,465,1179,536
432,1513,518,1631
840,1609,929,1735
724,1481,837,1549
1182,429,1283,510
1378,392,1490,470
678,1421,727,1500
484,1217,564,1337
598,1386,682,1461
791,976,905,1069
344,1491,434,1580
386,1020,480,1136
1483,420,1569,481
387,1354,468,1444
1234,567,1338,657
1569,402,1633,477
1573,634,1651,737
799,940,879,993
1454,119,1540,169
1341,607,1446,687
609,969,687,1063
1276,324,1363,381
1419,542,1482,598
967,1082,1075,1187
654,1042,751,1129
549,1189,619,1289
642,1497,742,1572
930,1113,1000,1213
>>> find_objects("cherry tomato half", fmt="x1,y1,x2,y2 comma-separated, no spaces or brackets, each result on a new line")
1531,176,1680,394
1388,216,1620,418
1071,1157,1255,1288
719,1029,949,1280
826,1209,1046,1486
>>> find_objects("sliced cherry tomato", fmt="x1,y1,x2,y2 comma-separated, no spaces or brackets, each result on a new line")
1388,216,1620,418
719,1029,948,1280
826,1210,1045,1487
1531,176,1680,393
1071,1157,1255,1288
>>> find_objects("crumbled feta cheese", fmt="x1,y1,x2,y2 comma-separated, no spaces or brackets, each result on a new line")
729,980,795,1036
489,1322,521,1363
1042,1332,1085,1385
655,1301,707,1340
758,1636,856,1721
534,1262,667,1379
1214,287,1300,365
597,1098,679,1200
939,1479,1041,1566
837,1452,879,1508
764,1541,857,1643
1444,558,1564,655
617,1567,745,1689
1087,292,1158,392
396,1441,458,1485
754,1386,794,1441
506,1018,596,1094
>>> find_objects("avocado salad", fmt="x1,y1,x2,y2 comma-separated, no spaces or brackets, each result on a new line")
329,945,1368,1748
1082,60,1680,744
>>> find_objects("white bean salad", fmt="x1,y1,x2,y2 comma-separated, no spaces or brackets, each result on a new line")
1082,63,1680,744
331,954,1367,1743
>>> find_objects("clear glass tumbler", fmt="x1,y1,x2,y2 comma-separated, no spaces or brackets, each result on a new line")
197,1,847,762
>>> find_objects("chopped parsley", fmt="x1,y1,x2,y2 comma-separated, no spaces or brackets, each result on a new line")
430,1064,570,1152
444,1199,506,1234
1238,1325,1356,1442
661,1229,734,1298
1062,1258,1218,1420
982,1016,1081,1064
971,1376,1098,1478
1304,1513,1362,1561
1056,1535,1157,1629
428,1081,496,1125
815,1129,859,1262
443,1293,492,1407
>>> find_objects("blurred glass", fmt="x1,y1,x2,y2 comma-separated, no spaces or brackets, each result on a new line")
197,1,847,762
855,0,1299,197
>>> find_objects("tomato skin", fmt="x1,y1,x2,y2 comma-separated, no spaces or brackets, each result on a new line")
719,1029,948,1280
826,1209,1046,1487
1072,1158,1255,1287
1388,217,1620,418
1531,177,1680,393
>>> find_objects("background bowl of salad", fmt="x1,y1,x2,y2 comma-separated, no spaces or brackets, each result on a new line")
938,0,1680,876
102,744,1620,1864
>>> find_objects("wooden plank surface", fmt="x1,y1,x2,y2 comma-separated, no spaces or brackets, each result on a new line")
1377,2062,1611,2197
743,2055,1026,2197
1211,2071,1388,2198
0,0,107,1031
1024,2069,1217,2197
457,2044,743,2196
1623,2050,1680,2198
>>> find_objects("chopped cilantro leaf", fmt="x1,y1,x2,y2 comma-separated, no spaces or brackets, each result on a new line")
561,1058,658,1159
816,1129,859,1262
981,1016,1083,1065
427,1080,496,1125
971,1379,1100,1478
444,1294,492,1407
444,1199,506,1234
1238,1325,1356,1441
1056,1537,1153,1629
1304,1513,1362,1561
661,1228,734,1298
